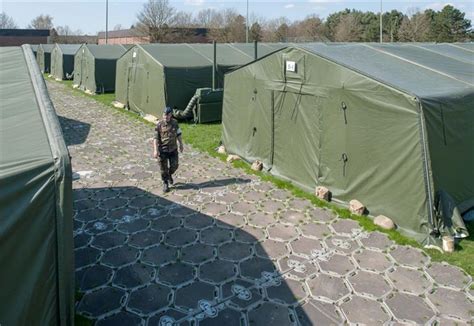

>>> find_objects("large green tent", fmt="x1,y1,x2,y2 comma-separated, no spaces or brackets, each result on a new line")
0,45,74,325
114,43,286,117
50,44,81,80
222,43,474,244
36,44,55,73
31,44,39,57
73,44,128,93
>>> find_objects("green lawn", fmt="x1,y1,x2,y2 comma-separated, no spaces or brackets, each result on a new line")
48,75,474,277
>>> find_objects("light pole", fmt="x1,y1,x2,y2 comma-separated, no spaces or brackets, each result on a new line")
379,0,382,43
246,0,249,43
105,0,109,44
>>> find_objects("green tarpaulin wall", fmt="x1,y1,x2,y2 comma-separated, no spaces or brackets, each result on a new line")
74,44,128,93
0,45,74,325
51,44,81,80
36,44,54,73
222,43,474,244
115,43,286,117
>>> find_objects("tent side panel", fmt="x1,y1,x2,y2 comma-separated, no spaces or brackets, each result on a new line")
115,49,134,105
73,48,83,87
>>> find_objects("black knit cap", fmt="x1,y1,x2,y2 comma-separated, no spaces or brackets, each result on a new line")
164,107,172,114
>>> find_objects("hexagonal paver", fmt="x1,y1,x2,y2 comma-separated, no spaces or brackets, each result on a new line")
247,212,276,228
214,192,240,204
360,231,394,251
107,207,138,221
201,227,232,245
76,265,113,291
347,271,392,298
199,307,243,326
289,237,323,258
95,311,142,326
116,218,149,234
183,213,214,230
174,281,217,310
219,242,253,262
385,292,435,324
76,207,106,222
307,207,335,223
199,259,237,284
427,288,473,321
300,223,331,239
181,243,215,264
330,219,361,236
318,253,356,276
231,202,255,216
234,225,265,243
165,228,197,247
267,278,308,304
127,284,172,314
147,308,188,326
255,239,289,260
75,247,101,269
142,245,177,266
128,230,163,248
99,197,128,210
353,249,393,272
201,202,229,216
221,279,263,309
325,236,359,255
295,299,343,325
129,195,156,208
341,296,391,324
279,210,307,225
387,266,432,295
101,246,139,268
169,206,195,218
151,216,182,232
390,246,429,268
267,224,299,241
78,287,126,317
241,190,267,203
426,262,471,290
248,302,294,326
287,198,312,211
113,263,155,289
259,200,286,214
240,257,277,281
75,199,99,212
157,262,195,286
85,220,114,234
216,212,247,229
91,232,127,250
307,274,350,302
278,255,317,279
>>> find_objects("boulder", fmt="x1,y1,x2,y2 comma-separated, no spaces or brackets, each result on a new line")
374,215,396,230
315,186,330,201
251,160,263,171
226,154,240,163
349,199,365,215
217,145,226,154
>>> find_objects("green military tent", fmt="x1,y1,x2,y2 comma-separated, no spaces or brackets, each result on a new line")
73,44,128,93
50,43,81,80
114,43,286,117
222,43,474,245
36,44,55,73
31,44,39,57
0,45,74,325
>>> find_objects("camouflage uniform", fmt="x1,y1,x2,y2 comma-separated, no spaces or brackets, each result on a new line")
154,118,182,182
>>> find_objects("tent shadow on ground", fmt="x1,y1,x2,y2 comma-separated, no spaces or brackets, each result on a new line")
73,186,319,325
58,115,91,146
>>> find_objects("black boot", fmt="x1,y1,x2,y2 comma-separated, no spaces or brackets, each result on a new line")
163,181,169,193
169,175,174,185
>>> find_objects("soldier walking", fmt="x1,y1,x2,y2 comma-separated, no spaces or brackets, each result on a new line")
153,107,184,193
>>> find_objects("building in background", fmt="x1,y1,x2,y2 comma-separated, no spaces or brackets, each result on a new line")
0,29,50,46
98,27,210,44
98,29,150,45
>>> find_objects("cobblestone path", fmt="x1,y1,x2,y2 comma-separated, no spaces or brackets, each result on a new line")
47,80,473,325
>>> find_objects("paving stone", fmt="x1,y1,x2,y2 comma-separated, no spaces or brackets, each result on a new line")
307,274,350,302
75,247,101,269
325,235,359,255
214,192,240,204
200,227,233,245
117,218,149,234
255,239,289,260
307,207,335,223
99,197,128,210
157,262,195,286
278,209,307,225
76,207,107,222
241,190,268,203
142,245,177,266
108,207,139,221
295,299,343,325
221,279,263,309
287,198,312,211
198,307,243,326
181,243,216,264
387,266,432,295
75,199,99,212
128,284,172,314
200,202,229,216
231,202,256,215
248,302,295,326
426,262,471,290
129,230,163,248
278,255,318,279
147,309,190,326
318,253,356,276
300,223,331,239
219,242,253,262
267,278,308,304
183,213,214,230
75,233,92,248
76,265,113,291
259,200,286,214
129,195,156,208
347,271,392,298
113,263,155,289
353,249,393,272
267,224,299,241
165,228,198,247
390,246,429,268
84,220,114,235
385,292,435,324
270,189,291,201
199,260,237,284
427,288,473,321
247,212,276,228
341,296,391,324
234,225,266,243
240,257,277,281
360,231,394,251
101,246,139,268
78,287,125,317
290,237,323,257
96,311,142,326
216,212,247,229
151,215,182,232
174,281,217,311
330,219,361,236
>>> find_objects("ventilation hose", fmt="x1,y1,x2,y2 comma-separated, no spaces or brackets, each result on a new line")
173,94,199,121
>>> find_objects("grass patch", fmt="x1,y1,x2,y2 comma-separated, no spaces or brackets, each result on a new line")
49,76,474,276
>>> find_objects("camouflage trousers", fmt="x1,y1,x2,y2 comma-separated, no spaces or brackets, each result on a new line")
159,150,179,182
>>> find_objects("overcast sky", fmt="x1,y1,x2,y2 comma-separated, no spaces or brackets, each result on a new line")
2,0,473,35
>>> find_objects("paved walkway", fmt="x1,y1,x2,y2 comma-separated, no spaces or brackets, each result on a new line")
47,80,473,325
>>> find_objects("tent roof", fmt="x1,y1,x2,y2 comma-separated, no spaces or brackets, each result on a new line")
56,44,81,55
85,44,127,59
298,43,474,99
39,44,55,52
0,46,53,169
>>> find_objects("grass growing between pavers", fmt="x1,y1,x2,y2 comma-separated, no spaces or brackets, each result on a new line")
48,76,474,276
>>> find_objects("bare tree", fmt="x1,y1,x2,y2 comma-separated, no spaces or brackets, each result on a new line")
0,12,18,29
292,15,327,41
113,24,123,31
173,11,194,27
55,25,82,36
194,8,219,28
29,14,54,29
262,17,289,42
334,14,363,41
136,0,176,42
398,10,431,41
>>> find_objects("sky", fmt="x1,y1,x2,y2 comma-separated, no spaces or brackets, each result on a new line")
1,0,473,35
